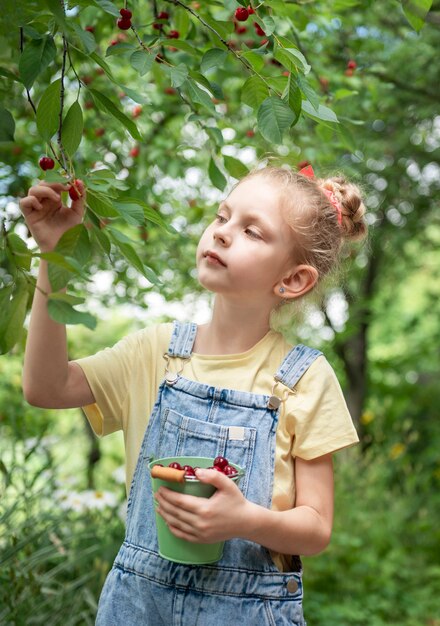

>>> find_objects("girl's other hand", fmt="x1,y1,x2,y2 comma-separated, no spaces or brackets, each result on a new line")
155,468,252,544
19,180,86,253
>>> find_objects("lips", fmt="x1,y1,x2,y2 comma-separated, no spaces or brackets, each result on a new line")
204,250,226,267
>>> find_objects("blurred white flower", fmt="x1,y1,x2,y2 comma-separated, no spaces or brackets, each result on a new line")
111,465,126,485
53,489,118,512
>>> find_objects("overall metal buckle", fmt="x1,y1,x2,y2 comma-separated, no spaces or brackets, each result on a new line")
267,380,291,410
162,353,190,385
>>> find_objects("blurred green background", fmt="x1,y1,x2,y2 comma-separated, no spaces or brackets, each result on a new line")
1,0,440,624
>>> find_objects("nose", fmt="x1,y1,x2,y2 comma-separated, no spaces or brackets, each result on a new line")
213,223,231,247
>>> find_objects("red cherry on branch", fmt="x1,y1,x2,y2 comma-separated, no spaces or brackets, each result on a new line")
347,59,357,69
85,26,95,33
120,8,132,19
39,156,55,171
254,22,265,36
235,7,249,21
157,11,169,20
68,180,83,201
167,30,179,39
129,146,140,157
117,18,131,30
248,5,255,14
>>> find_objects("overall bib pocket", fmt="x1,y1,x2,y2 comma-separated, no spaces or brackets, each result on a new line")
155,408,257,497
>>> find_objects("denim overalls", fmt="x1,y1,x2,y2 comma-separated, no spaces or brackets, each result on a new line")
96,321,322,626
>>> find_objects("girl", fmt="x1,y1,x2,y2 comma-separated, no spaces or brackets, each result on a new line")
20,162,366,625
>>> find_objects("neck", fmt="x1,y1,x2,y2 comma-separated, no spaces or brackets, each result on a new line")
194,295,275,355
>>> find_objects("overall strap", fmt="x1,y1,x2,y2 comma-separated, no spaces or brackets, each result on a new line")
167,320,198,358
274,344,323,390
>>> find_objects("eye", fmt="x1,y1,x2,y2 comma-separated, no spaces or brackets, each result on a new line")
245,228,261,239
215,213,227,224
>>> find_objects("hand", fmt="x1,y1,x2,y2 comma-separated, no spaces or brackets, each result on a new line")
155,468,252,544
19,180,86,252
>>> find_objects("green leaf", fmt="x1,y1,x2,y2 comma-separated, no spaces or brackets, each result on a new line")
0,107,15,142
260,15,276,37
55,225,90,267
282,75,302,125
208,156,227,191
87,189,120,218
170,64,189,88
19,36,56,89
116,198,175,233
47,300,97,330
0,66,22,83
7,234,32,271
108,230,160,284
257,96,295,144
241,51,265,73
296,75,320,112
130,50,154,76
45,225,90,290
202,15,234,41
205,126,224,147
275,37,311,74
162,39,198,56
62,102,83,157
302,100,339,124
240,75,270,110
69,23,97,54
182,79,216,113
0,278,29,354
93,0,120,16
113,200,145,226
174,6,191,39
45,0,67,29
201,48,228,74
401,0,432,31
107,42,137,57
223,156,249,180
334,88,359,101
36,79,61,142
48,292,85,305
89,89,142,141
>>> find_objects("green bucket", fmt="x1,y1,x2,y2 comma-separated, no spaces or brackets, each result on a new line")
149,456,244,565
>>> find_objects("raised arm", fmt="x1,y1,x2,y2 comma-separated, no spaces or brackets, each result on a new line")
20,181,95,409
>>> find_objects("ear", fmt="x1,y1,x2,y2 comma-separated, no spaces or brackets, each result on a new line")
274,264,318,300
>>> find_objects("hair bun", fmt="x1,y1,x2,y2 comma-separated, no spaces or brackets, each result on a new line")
320,176,367,242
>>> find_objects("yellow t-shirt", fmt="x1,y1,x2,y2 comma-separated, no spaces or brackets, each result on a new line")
74,322,358,571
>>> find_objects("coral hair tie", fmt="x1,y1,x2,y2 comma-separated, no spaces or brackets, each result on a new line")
322,188,343,225
298,163,343,225
298,164,315,178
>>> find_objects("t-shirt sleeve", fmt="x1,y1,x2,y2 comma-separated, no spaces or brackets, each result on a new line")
73,328,150,437
290,355,359,459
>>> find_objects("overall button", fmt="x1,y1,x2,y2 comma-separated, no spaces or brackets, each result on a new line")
165,372,178,384
267,395,281,410
286,579,298,593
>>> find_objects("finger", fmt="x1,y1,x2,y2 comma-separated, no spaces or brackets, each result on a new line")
19,196,43,215
157,507,200,539
156,487,205,514
167,523,200,543
28,185,62,204
195,468,236,490
156,492,200,524
38,180,70,192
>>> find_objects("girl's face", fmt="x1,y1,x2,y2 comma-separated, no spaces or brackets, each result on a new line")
196,176,297,303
